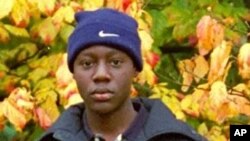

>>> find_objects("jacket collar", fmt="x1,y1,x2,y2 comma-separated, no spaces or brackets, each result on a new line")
39,98,205,141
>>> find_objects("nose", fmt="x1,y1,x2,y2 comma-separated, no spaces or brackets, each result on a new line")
92,62,111,82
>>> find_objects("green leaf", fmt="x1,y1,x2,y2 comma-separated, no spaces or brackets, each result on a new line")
148,10,168,47
229,114,250,124
0,63,9,72
15,64,30,76
28,68,49,83
4,24,29,38
172,18,197,41
0,123,17,141
145,0,170,8
198,0,218,7
155,54,182,89
16,43,38,62
59,24,74,43
33,78,55,92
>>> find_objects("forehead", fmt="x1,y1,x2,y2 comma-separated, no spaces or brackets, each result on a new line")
77,45,129,57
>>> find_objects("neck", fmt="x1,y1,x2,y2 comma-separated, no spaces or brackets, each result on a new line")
86,101,137,141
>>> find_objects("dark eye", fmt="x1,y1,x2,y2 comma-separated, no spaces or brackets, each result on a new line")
81,60,94,69
110,59,122,67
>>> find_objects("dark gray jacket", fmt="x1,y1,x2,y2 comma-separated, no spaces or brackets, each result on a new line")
39,98,207,141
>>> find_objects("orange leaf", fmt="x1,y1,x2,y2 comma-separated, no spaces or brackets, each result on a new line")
35,107,52,129
178,59,195,92
0,102,6,130
106,0,122,10
193,55,209,82
196,15,224,55
0,25,10,43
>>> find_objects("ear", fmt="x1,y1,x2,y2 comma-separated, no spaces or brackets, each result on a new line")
133,69,139,77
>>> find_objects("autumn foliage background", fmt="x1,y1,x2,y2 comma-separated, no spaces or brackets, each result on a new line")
0,0,250,140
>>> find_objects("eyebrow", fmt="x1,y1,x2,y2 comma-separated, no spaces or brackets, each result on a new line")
79,49,126,58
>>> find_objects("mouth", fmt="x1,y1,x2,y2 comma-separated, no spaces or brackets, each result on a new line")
90,89,113,102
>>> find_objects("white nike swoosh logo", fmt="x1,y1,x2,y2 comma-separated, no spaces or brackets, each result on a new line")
98,30,119,37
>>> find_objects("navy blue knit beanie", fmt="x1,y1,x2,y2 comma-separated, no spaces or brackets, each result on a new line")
67,8,142,72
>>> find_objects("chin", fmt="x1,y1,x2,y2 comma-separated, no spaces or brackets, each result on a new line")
90,104,115,115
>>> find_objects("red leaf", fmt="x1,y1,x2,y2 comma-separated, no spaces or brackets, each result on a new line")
123,0,131,11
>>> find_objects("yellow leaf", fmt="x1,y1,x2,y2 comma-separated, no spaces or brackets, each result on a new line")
181,83,210,117
2,100,28,131
31,17,59,45
209,81,228,107
181,95,192,111
65,93,83,109
0,0,14,19
228,94,250,116
56,54,74,87
10,0,30,27
139,30,153,55
237,43,250,79
135,62,157,85
208,41,232,83
36,90,60,123
198,123,208,136
36,0,56,16
207,126,227,141
193,55,209,82
8,87,35,111
231,83,250,97
83,0,104,10
52,6,75,27
4,24,29,38
64,6,75,23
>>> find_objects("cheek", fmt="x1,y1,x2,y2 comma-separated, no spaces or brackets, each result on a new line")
73,73,90,93
115,71,134,89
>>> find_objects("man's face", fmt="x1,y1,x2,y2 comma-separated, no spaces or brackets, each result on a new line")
73,45,138,114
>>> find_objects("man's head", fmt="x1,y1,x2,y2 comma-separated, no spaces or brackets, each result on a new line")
67,8,142,114
67,8,142,73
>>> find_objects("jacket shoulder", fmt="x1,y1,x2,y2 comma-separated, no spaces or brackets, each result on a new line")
136,98,207,141
38,103,85,141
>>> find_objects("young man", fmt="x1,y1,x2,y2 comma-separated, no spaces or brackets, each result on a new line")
39,8,206,141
